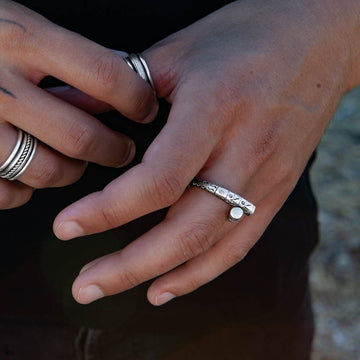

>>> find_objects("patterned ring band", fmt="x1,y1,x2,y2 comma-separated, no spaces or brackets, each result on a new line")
0,129,37,181
123,53,155,89
191,178,256,222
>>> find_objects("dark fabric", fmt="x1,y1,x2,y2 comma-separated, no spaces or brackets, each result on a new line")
0,318,79,359
0,1,318,358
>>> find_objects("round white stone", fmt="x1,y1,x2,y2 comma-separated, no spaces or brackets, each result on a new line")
229,207,244,222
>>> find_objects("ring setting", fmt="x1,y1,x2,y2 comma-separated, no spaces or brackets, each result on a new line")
190,178,256,222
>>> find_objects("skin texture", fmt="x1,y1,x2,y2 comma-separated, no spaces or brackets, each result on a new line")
0,0,157,208
3,0,360,304
52,0,360,305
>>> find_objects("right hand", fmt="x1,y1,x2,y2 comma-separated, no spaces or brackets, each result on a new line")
0,0,158,209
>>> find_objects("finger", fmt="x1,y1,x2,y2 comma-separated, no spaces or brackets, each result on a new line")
46,86,113,114
53,97,221,240
0,178,34,209
68,156,282,304
0,121,87,188
28,19,158,123
1,75,136,168
70,188,231,304
146,198,274,306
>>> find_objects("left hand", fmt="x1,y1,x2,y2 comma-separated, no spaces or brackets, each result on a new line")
53,0,359,305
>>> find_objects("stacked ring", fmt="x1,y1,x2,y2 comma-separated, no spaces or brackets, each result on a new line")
0,129,37,181
191,178,256,222
123,53,155,89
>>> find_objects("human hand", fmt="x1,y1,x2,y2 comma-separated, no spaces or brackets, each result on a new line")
53,0,360,305
0,0,157,209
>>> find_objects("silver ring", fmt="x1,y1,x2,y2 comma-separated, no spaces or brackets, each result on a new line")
191,178,256,222
123,53,155,89
0,129,37,181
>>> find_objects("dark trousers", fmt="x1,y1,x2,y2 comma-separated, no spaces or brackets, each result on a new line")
0,158,318,360
0,311,313,360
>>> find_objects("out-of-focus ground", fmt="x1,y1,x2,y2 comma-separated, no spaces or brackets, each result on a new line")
310,86,360,360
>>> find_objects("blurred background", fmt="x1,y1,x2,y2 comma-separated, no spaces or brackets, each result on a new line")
310,85,360,359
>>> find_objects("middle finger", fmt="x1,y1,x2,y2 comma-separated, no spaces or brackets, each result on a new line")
0,72,135,168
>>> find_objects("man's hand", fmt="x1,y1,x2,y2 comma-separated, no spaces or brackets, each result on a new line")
0,0,157,208
53,0,359,305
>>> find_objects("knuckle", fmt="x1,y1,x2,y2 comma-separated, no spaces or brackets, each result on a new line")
252,127,279,165
99,203,122,229
150,171,183,207
177,223,213,259
90,52,120,96
31,162,62,188
97,187,133,229
64,125,96,159
213,77,251,121
117,268,141,289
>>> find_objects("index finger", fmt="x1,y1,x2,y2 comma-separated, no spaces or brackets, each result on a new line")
53,95,220,239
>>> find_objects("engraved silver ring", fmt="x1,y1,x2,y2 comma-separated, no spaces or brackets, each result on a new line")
123,53,155,89
191,178,256,222
0,128,37,181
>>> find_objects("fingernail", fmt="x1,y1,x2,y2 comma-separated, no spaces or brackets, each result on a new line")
117,140,136,168
77,285,105,304
155,292,176,306
55,221,84,240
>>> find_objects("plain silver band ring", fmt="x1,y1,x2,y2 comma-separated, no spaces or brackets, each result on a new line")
191,178,256,221
0,129,37,181
123,53,155,89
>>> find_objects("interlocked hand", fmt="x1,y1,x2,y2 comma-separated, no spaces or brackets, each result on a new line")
0,0,157,208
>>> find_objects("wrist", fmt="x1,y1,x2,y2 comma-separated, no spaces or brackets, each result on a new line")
344,1,360,91
308,0,360,91
268,0,360,93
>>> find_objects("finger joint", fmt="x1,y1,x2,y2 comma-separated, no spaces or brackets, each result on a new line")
177,223,213,259
150,171,183,207
90,52,120,98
